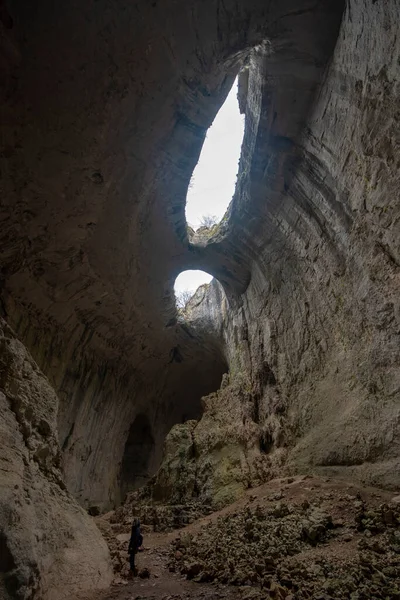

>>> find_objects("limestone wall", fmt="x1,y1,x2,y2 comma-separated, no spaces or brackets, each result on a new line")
0,0,398,518
0,319,112,599
178,0,400,502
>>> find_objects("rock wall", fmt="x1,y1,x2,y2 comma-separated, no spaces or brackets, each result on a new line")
157,0,400,507
235,0,400,487
0,0,269,509
137,373,286,511
0,0,398,541
0,318,112,599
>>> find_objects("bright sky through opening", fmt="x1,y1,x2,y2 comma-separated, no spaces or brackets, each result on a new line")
185,78,244,230
174,270,213,295
175,78,244,297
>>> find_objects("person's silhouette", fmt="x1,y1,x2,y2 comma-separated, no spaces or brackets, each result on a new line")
128,518,142,573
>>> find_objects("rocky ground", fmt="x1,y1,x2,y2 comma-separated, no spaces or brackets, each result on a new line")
80,476,400,600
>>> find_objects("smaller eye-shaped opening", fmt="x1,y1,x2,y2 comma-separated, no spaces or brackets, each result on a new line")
174,270,213,309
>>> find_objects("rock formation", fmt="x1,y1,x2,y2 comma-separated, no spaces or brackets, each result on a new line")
0,0,399,597
0,318,112,599
141,0,400,508
167,480,400,598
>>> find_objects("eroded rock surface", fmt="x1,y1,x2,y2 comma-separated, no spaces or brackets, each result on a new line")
0,319,112,599
117,372,286,522
1,0,350,511
169,485,400,599
167,0,400,501
0,0,399,597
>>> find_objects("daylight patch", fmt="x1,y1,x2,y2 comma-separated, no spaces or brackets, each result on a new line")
185,78,244,231
174,270,213,308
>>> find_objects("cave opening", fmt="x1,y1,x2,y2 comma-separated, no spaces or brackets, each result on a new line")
0,532,15,574
185,77,244,231
120,413,155,499
174,269,213,308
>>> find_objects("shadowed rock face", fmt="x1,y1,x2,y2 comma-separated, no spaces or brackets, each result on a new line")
120,413,156,498
1,0,399,550
1,0,348,510
176,0,400,503
0,318,112,600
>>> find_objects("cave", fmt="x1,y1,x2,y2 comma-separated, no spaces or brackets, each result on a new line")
0,532,15,574
120,414,156,498
0,0,399,598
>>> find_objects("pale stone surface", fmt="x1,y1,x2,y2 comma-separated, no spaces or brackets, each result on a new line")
145,374,287,509
0,0,346,509
0,319,112,599
178,0,400,498
0,0,399,587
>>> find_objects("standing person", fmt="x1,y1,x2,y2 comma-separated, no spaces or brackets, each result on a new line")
128,518,142,574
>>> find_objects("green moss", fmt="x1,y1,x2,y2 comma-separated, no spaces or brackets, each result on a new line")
212,482,244,509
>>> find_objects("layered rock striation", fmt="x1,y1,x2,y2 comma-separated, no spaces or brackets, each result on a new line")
1,0,276,510
125,0,400,508
0,318,112,599
0,0,399,596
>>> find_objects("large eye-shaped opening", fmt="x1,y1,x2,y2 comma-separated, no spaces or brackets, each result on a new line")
185,77,244,232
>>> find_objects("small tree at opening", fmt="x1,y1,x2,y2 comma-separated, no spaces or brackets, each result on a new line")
198,214,218,228
175,289,193,309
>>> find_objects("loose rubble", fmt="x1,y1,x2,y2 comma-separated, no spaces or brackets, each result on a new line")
110,493,210,533
168,497,400,599
98,477,400,600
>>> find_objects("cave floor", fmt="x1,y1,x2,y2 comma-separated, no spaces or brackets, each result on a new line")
78,475,400,600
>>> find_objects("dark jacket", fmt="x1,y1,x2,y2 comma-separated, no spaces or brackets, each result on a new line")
128,523,141,554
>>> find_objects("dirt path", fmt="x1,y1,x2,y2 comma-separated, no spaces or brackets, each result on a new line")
100,543,242,600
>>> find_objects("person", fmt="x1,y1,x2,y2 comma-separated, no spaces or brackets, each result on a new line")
128,518,142,573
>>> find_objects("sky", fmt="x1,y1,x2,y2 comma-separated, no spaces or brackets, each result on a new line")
174,79,244,296
174,269,213,295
